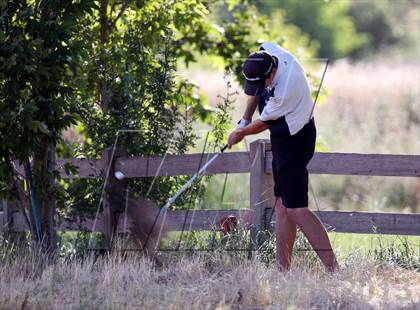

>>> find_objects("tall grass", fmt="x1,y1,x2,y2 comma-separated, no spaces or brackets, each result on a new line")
0,232,419,309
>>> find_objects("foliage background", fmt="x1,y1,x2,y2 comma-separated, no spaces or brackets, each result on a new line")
0,0,419,251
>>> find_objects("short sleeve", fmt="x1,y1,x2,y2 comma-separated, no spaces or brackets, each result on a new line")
260,95,291,122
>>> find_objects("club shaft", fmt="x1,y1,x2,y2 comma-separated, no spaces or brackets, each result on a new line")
162,150,223,211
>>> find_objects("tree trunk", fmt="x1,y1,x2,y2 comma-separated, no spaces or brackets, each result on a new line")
33,3,58,257
30,140,57,256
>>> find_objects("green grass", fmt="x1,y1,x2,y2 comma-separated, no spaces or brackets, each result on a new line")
329,232,419,256
159,230,419,270
161,230,419,255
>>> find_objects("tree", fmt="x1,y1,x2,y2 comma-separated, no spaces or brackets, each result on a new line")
348,0,420,58
0,0,96,253
60,0,284,219
255,0,368,59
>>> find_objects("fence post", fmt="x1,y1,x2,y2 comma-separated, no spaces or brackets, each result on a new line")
2,199,17,232
1,199,28,243
101,147,128,247
416,179,420,214
249,140,275,253
0,199,3,232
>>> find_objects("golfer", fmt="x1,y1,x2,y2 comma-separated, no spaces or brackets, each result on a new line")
228,42,339,272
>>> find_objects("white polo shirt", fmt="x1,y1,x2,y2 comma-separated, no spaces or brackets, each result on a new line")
259,42,313,135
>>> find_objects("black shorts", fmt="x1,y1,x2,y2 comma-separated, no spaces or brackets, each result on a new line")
271,118,316,208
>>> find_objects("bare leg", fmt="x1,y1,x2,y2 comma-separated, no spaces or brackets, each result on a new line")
275,198,297,271
286,207,339,272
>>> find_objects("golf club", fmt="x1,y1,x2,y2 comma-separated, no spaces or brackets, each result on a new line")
145,144,228,249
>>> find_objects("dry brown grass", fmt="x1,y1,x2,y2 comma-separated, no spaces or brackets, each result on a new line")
0,251,418,309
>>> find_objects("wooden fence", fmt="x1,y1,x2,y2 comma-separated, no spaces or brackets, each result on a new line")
1,139,420,244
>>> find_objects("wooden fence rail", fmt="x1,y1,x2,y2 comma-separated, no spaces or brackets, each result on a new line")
2,140,420,242
2,209,419,236
50,150,420,179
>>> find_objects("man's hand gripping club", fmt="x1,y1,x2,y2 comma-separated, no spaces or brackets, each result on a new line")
228,119,270,148
228,95,270,148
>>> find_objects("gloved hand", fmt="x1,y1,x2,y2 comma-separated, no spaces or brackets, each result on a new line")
235,118,251,130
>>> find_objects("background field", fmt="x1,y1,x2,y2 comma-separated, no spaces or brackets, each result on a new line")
181,60,420,215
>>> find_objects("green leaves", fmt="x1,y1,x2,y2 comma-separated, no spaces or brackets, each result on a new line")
259,0,367,59
28,121,51,135
63,162,78,177
0,0,95,202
